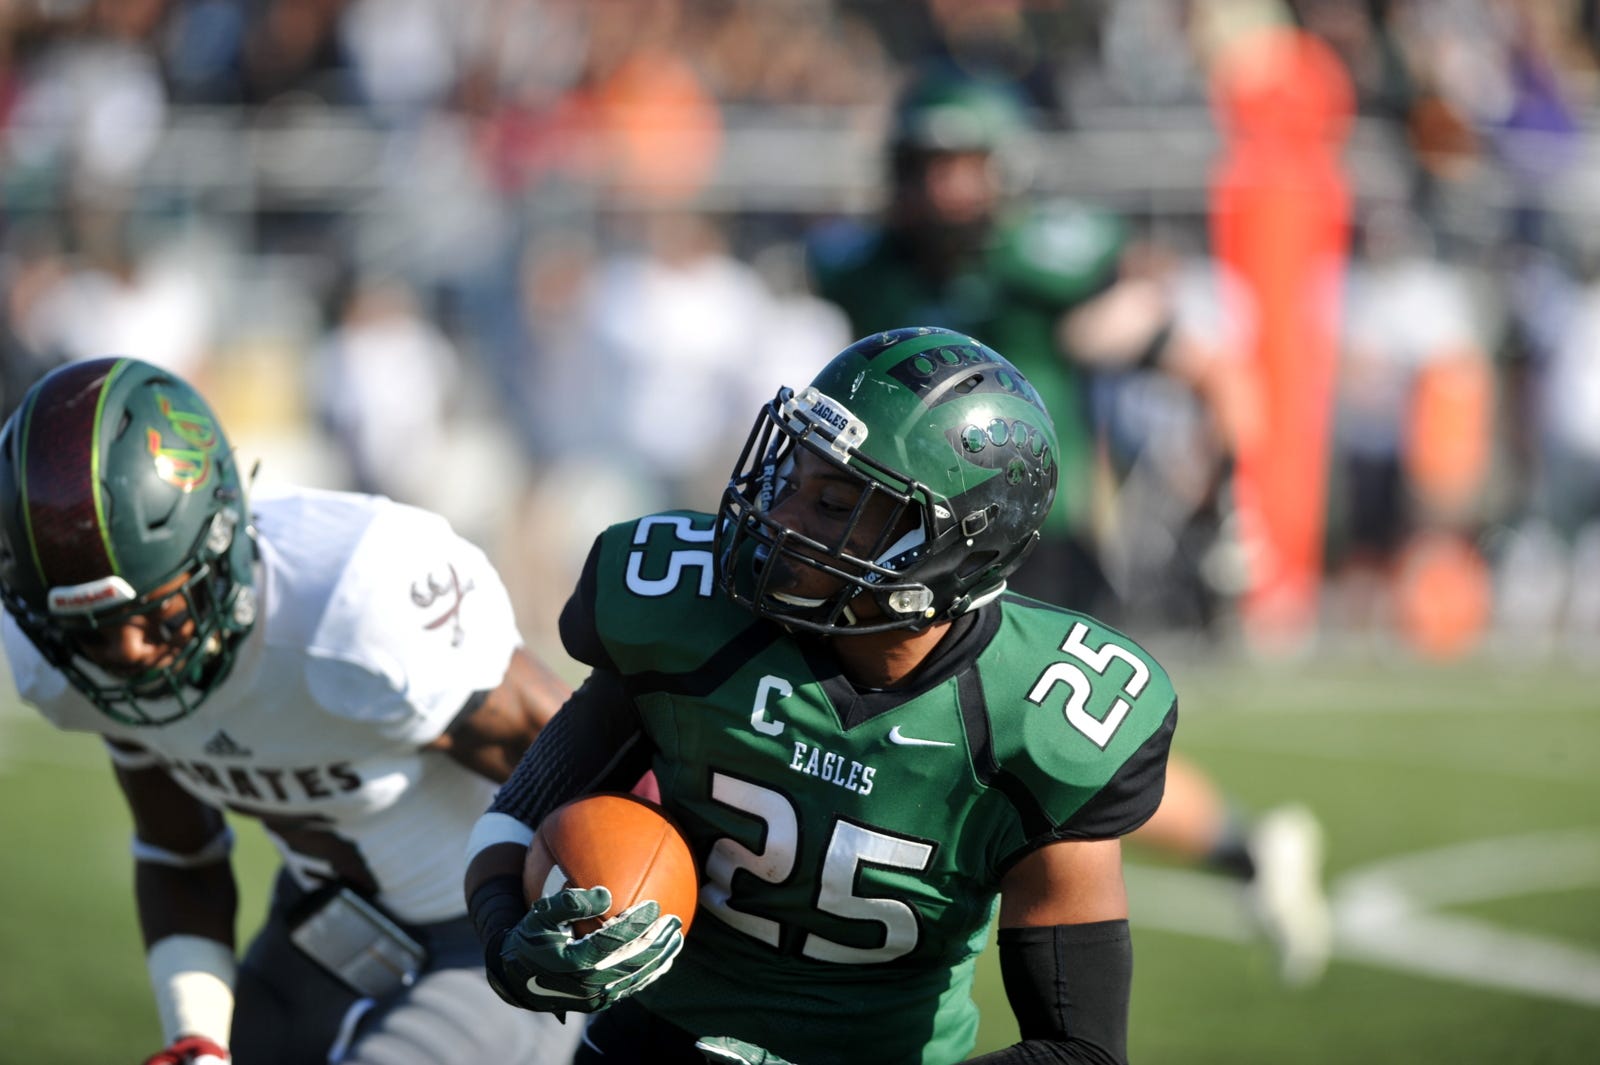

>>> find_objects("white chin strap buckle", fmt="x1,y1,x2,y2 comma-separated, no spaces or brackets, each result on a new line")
887,586,934,617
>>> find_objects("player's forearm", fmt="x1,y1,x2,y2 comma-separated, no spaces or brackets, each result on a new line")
464,836,532,945
485,668,652,831
965,921,1132,1065
134,858,238,947
465,668,652,954
134,858,239,1050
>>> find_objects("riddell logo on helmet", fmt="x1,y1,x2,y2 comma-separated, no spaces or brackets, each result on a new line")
49,575,137,615
147,394,219,490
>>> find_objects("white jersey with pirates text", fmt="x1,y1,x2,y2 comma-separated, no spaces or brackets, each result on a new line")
2,487,520,923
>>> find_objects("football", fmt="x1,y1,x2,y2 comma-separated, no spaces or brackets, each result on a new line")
523,792,699,937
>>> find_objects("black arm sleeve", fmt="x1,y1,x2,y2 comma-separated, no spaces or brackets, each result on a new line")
488,667,653,829
471,668,653,955
964,920,1132,1065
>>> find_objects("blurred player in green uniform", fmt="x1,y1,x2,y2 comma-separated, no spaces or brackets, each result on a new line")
808,66,1332,990
810,71,1123,613
467,327,1176,1063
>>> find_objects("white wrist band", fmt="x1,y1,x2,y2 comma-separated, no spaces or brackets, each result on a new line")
465,810,536,863
132,826,235,869
146,935,237,1047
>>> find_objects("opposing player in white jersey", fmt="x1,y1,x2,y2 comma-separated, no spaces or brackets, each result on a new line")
0,358,582,1065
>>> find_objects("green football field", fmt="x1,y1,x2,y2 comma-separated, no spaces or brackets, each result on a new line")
2,651,1596,1062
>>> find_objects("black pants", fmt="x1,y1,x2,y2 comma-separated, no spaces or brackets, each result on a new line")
576,996,703,1064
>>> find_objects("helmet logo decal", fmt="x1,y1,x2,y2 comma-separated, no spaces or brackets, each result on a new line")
957,418,1054,475
147,394,220,491
411,563,475,647
48,574,138,615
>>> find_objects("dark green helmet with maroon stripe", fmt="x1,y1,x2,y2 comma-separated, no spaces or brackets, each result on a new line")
0,357,257,725
716,327,1057,634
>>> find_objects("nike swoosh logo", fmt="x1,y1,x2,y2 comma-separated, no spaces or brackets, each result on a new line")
525,975,589,1001
887,725,955,748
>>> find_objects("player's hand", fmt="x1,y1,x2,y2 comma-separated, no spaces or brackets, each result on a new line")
696,1036,794,1064
141,1035,230,1064
487,885,683,1014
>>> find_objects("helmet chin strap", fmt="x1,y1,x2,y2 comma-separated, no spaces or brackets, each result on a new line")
768,589,863,628
960,582,1007,614
770,591,829,610
762,511,934,631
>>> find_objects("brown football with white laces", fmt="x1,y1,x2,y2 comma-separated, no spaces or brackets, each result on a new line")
523,792,699,938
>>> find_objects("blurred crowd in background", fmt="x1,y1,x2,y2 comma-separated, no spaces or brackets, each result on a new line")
4,0,1600,666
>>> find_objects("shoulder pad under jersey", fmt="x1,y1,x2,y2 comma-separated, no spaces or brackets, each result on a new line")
285,492,520,743
559,511,756,678
979,595,1175,848
990,199,1128,309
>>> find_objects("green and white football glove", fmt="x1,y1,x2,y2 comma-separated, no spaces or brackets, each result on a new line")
487,886,683,1014
696,1036,794,1064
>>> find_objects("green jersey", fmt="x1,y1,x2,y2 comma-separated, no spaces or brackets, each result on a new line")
809,200,1127,536
558,511,1175,1064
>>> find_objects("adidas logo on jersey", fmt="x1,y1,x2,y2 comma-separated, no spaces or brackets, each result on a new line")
203,730,252,758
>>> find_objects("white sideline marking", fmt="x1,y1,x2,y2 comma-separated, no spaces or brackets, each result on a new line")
1126,828,1600,1007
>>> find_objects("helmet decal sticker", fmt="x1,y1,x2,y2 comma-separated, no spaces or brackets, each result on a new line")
147,393,220,491
953,418,1053,472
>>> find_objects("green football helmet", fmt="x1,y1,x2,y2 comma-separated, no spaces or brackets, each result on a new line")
0,358,257,725
889,64,1032,178
716,327,1058,634
890,65,1033,155
886,66,1035,252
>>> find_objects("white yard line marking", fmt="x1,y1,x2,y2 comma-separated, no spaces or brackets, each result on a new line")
1126,827,1600,1007
1339,829,1600,907
1171,732,1596,781
1335,883,1600,1007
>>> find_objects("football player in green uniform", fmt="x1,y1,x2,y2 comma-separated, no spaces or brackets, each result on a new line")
809,66,1332,990
808,66,1135,615
465,326,1176,1064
